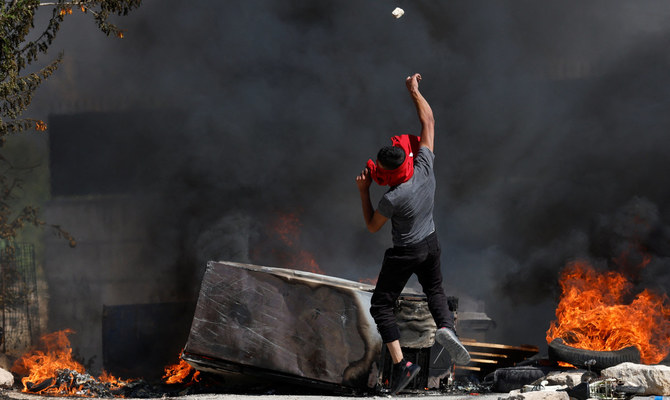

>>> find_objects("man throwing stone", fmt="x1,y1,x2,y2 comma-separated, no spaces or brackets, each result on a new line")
355,73,471,395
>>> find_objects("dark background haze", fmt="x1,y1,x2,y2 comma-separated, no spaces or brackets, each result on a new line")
21,0,670,353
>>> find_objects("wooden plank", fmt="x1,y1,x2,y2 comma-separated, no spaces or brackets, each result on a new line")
455,338,540,378
461,339,539,353
468,351,508,359
456,365,481,372
468,358,498,364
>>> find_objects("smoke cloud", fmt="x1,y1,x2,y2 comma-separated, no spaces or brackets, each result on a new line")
27,0,670,354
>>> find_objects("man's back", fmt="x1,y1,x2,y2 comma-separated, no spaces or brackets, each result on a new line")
377,146,436,246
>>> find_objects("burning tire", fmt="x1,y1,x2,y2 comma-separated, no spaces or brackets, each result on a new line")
548,338,641,371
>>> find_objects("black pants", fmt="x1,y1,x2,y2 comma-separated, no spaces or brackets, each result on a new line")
370,232,454,343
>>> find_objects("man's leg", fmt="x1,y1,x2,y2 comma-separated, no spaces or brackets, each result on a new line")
370,248,414,344
416,236,471,365
370,248,421,394
415,237,453,329
386,340,404,363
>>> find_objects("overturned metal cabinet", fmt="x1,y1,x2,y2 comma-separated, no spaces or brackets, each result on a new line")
182,261,384,392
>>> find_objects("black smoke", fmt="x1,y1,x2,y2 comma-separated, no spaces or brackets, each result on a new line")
29,0,670,351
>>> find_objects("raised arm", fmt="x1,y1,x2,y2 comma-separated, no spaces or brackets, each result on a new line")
405,73,435,152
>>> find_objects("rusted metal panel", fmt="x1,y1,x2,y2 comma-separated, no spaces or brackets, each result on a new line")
182,261,384,391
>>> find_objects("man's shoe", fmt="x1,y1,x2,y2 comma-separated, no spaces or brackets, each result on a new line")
389,360,421,395
435,327,471,365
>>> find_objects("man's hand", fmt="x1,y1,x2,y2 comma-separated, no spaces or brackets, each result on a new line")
405,73,434,151
356,167,372,192
406,73,422,93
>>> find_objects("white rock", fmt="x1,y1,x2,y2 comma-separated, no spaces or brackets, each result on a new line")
510,385,568,395
502,390,570,400
601,362,670,395
392,7,404,18
0,367,13,388
541,370,590,387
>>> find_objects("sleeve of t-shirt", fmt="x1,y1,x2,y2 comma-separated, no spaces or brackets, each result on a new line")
414,146,435,175
377,195,393,218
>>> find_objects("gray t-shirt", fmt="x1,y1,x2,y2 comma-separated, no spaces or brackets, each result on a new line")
377,146,436,246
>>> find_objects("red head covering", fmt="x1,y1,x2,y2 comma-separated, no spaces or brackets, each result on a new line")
366,135,421,186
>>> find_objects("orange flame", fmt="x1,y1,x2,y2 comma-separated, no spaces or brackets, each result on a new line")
11,329,128,396
546,260,670,364
557,361,576,368
271,213,324,274
162,354,200,385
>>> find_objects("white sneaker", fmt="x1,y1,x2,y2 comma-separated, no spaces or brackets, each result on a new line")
435,327,471,365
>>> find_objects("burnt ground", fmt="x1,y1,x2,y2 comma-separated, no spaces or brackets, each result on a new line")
1,389,504,400
0,371,510,400
0,389,660,400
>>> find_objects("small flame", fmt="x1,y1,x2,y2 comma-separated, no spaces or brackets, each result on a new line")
162,353,200,385
557,361,576,368
546,260,670,364
11,329,128,396
35,120,47,131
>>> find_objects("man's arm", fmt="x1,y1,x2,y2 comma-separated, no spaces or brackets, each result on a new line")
356,167,388,233
406,73,435,152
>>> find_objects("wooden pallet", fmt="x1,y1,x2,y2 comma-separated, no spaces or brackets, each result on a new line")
456,339,539,377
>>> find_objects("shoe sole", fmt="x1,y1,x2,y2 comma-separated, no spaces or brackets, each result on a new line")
436,329,471,365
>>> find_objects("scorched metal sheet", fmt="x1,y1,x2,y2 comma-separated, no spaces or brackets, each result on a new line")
182,261,383,391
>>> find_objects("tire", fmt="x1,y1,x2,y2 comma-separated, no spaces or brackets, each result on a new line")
548,338,640,371
483,366,555,393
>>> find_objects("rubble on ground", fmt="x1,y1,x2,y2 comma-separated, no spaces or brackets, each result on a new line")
507,390,570,400
493,362,670,400
0,368,13,388
601,362,670,395
541,370,590,387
